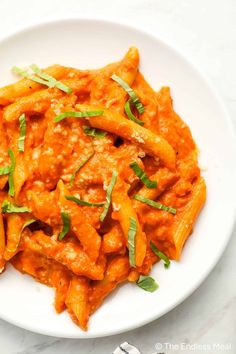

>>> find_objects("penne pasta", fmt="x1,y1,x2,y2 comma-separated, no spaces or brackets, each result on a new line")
3,88,64,122
132,72,159,132
112,176,146,267
11,249,71,313
170,177,206,260
0,47,205,330
4,214,24,260
75,104,176,170
90,47,139,115
23,231,106,280
0,211,5,272
133,168,179,214
102,223,126,254
0,65,74,105
0,111,9,190
57,180,102,262
89,256,130,313
66,276,90,330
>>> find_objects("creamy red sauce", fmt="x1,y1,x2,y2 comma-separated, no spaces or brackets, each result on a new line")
0,47,206,330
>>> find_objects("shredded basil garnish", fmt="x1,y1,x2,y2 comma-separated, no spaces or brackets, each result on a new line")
18,114,26,152
8,149,15,197
12,64,72,94
65,195,104,207
111,74,145,114
100,171,118,222
5,218,36,254
128,216,137,267
22,219,36,230
0,166,10,176
54,110,104,123
133,194,176,214
124,99,144,126
1,200,30,214
12,66,47,85
58,212,71,240
83,125,107,139
30,64,72,93
69,151,94,187
150,241,170,269
130,162,157,188
136,275,159,292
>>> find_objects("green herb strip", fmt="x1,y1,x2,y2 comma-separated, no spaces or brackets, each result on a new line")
111,74,145,114
58,212,71,240
69,151,94,186
100,171,118,222
133,194,176,214
65,195,104,207
1,200,30,214
83,125,107,139
18,114,26,152
12,65,72,94
128,216,137,267
0,166,10,176
8,149,16,197
6,219,36,253
124,99,144,126
54,110,104,123
22,219,36,230
130,162,157,188
150,241,170,269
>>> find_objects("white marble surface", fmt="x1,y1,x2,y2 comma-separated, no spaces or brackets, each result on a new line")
0,0,235,353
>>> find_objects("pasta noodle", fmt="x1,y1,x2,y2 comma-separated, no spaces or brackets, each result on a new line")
4,214,24,260
170,177,206,260
66,276,90,331
0,48,206,330
0,211,5,272
75,103,176,170
112,176,146,267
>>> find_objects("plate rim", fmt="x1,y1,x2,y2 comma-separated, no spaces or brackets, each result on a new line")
0,16,236,339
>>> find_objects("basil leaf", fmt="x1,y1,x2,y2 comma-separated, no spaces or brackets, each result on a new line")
5,218,36,254
1,200,30,214
100,171,118,222
111,74,145,114
130,162,157,188
12,66,48,85
58,212,71,241
83,125,107,139
65,195,104,207
124,99,144,126
12,65,72,94
133,194,176,214
136,275,159,292
31,64,73,94
54,110,104,123
18,114,26,152
128,216,137,267
0,166,10,176
8,149,15,197
22,219,36,230
150,241,170,269
69,151,94,187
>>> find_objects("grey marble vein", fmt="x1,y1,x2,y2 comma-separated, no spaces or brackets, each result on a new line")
16,340,61,354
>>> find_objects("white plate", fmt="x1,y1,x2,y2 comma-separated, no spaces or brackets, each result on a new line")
0,18,236,339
